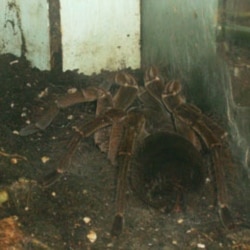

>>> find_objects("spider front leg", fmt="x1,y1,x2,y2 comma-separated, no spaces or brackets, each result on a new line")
42,108,144,236
111,110,146,237
161,80,234,229
41,108,126,187
19,87,109,136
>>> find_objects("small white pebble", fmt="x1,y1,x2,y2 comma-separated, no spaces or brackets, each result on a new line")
197,243,206,249
67,115,74,120
26,83,32,87
10,102,15,108
38,88,48,98
25,120,31,125
205,177,211,183
186,228,195,234
0,190,9,205
67,88,77,94
10,158,18,164
83,217,91,224
172,240,178,245
208,205,214,209
234,67,240,77
107,243,113,248
41,156,50,164
51,192,56,197
24,206,29,211
12,130,19,135
21,112,27,117
82,189,88,195
87,230,97,243
9,60,19,65
177,218,184,224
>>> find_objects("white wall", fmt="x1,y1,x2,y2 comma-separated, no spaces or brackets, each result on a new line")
0,0,22,57
60,0,140,74
0,0,140,74
0,0,50,70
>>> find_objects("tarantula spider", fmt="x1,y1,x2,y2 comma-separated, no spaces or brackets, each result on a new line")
20,67,234,236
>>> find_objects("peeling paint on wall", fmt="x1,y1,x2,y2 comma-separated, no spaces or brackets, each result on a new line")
0,0,23,57
0,0,50,70
60,0,141,74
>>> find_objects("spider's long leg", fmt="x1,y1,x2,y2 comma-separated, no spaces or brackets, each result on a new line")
177,107,234,228
162,80,234,229
143,67,179,132
111,150,130,236
41,108,126,187
114,72,139,110
107,72,140,166
19,103,59,136
19,87,109,136
144,66,165,104
211,146,234,229
111,110,146,236
41,133,82,187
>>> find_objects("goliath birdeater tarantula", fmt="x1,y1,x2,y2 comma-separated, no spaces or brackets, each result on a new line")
20,66,234,236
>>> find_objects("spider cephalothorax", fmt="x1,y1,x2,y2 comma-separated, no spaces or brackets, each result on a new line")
20,66,234,236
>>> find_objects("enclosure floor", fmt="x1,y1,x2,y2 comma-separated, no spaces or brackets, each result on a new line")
0,54,250,250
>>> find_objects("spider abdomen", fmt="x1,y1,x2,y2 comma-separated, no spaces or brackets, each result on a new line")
130,132,204,212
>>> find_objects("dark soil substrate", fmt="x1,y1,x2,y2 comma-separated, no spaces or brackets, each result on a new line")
0,54,250,250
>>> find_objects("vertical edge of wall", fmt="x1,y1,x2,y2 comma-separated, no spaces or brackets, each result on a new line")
60,0,141,75
19,0,50,70
48,0,62,73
